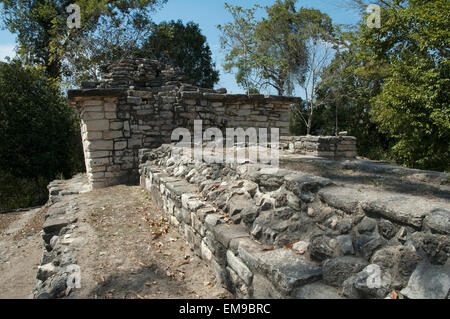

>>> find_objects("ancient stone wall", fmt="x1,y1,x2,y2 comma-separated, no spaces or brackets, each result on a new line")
280,136,358,159
139,144,450,299
69,59,299,189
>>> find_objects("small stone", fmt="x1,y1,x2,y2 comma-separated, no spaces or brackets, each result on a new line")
357,216,377,233
37,263,57,281
423,208,450,235
337,235,355,255
50,236,59,249
309,235,337,261
378,219,397,239
322,256,368,287
357,233,385,258
336,218,353,234
292,241,309,253
43,218,71,234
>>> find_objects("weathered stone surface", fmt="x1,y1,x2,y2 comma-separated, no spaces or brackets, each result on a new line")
354,264,392,298
357,233,385,258
252,274,284,299
285,174,333,203
226,250,253,285
138,142,450,299
259,249,322,294
337,235,355,255
309,235,337,261
357,217,377,234
424,208,450,235
400,262,450,299
408,233,450,265
293,282,343,299
318,186,365,214
213,224,250,248
361,196,430,228
292,241,309,253
322,257,368,287
43,218,71,234
378,219,397,239
36,263,57,281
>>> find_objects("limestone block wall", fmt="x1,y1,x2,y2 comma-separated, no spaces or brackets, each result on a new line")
139,144,450,299
280,136,358,159
69,58,299,189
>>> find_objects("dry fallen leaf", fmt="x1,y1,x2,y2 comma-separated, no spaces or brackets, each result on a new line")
262,247,275,252
99,274,105,282
391,290,399,299
283,242,296,250
210,185,220,192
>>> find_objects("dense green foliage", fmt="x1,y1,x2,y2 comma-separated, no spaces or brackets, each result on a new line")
139,20,219,88
315,0,449,171
221,0,448,171
0,61,83,210
0,0,167,80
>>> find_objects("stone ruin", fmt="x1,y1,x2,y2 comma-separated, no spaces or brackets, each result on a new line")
52,58,449,299
68,58,357,191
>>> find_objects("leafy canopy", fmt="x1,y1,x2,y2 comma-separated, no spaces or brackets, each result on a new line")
139,20,219,88
0,60,77,179
0,0,167,79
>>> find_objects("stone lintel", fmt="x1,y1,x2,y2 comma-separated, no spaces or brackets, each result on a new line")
68,88,127,100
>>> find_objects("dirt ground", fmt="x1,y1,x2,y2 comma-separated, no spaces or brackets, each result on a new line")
0,207,45,299
1,185,231,299
64,185,230,299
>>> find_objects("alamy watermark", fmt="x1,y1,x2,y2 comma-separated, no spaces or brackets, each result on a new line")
66,4,81,29
366,4,381,29
171,120,280,170
364,264,391,289
66,264,81,289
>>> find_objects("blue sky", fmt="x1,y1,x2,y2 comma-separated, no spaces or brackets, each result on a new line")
0,0,362,94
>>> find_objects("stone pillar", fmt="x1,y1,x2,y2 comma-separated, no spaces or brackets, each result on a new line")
70,90,129,189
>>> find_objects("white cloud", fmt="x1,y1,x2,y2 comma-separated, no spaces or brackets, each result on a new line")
0,44,16,61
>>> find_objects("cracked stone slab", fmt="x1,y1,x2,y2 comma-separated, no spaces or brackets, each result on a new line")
400,262,450,299
42,218,71,234
318,186,369,214
423,208,450,235
227,250,253,285
258,249,322,294
361,196,436,228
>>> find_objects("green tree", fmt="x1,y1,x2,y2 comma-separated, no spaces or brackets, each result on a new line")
317,0,449,170
0,0,167,80
363,0,449,170
0,60,82,207
139,20,219,88
315,29,391,159
218,0,309,95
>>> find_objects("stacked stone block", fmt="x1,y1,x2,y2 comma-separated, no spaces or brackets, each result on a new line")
280,136,358,159
139,145,450,299
69,58,299,189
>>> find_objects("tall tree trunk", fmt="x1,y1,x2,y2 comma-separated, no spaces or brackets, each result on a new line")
307,109,313,135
